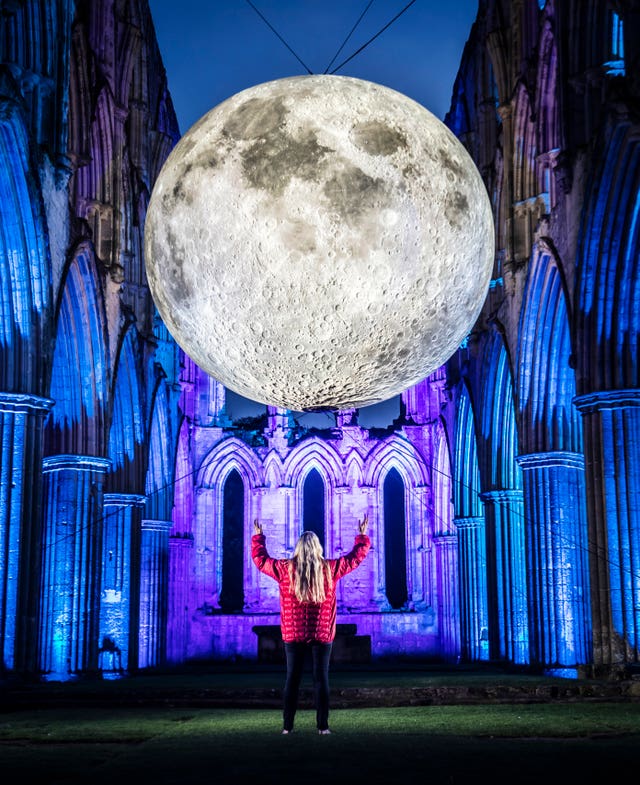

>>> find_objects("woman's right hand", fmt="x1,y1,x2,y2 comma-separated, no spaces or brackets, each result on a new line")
253,519,263,535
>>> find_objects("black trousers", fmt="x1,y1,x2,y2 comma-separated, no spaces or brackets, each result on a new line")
282,641,333,731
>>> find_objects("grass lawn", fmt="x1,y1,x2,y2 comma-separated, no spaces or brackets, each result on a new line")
1,702,639,784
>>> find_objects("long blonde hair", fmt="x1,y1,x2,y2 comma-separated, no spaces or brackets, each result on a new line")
288,531,332,603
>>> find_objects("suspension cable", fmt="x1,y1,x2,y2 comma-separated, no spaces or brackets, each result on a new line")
245,0,313,74
323,0,375,75
329,0,417,75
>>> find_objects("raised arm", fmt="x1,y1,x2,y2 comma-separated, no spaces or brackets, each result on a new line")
251,519,281,580
333,515,371,579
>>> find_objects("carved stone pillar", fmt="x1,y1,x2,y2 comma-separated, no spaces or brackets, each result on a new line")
480,489,529,664
138,518,172,669
167,532,194,664
99,493,146,677
516,451,591,672
574,390,640,670
0,392,53,673
39,454,111,680
454,515,489,662
433,533,460,661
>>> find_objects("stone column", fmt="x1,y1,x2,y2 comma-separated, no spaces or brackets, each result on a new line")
39,454,111,680
454,515,489,662
99,493,146,678
365,484,389,610
138,518,172,669
410,485,430,610
480,489,529,664
433,533,460,661
193,486,216,610
0,392,53,673
167,532,194,665
574,390,640,670
516,451,591,673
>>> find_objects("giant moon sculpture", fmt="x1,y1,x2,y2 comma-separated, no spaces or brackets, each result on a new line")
144,75,494,411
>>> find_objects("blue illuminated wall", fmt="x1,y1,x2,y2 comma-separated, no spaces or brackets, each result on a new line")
1,0,639,681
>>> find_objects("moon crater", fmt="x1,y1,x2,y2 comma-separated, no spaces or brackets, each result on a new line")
145,75,494,411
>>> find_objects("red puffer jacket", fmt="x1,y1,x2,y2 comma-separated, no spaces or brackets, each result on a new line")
251,533,370,643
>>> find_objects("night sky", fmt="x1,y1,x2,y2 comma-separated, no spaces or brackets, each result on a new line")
148,0,480,427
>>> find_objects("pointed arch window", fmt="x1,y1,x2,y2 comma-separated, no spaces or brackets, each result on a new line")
384,468,408,609
219,470,244,612
303,468,325,549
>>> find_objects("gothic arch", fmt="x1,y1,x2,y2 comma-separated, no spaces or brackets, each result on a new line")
517,247,582,453
46,240,109,456
344,448,365,488
198,437,262,490
364,434,429,489
454,383,483,518
576,123,640,392
107,325,145,493
191,439,259,613
480,329,528,664
366,437,429,613
0,100,52,395
480,330,522,491
382,467,408,609
144,379,174,521
302,467,326,546
283,437,344,488
263,450,284,489
454,382,488,662
219,468,245,612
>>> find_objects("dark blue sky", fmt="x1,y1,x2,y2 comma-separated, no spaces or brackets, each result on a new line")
148,0,479,427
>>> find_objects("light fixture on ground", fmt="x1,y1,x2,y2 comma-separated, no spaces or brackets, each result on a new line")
144,75,494,411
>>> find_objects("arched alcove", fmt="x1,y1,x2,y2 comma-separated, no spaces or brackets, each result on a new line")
46,242,109,457
107,327,145,494
145,380,174,521
454,384,488,661
0,108,51,395
303,467,325,548
455,385,483,518
518,250,581,454
384,467,407,610
219,469,244,613
480,332,528,664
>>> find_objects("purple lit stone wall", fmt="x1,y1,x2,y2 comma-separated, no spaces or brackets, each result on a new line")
168,366,458,662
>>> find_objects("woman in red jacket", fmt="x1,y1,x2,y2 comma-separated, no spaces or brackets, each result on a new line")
251,514,370,735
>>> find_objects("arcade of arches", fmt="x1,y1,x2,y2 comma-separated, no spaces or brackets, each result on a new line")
0,0,638,681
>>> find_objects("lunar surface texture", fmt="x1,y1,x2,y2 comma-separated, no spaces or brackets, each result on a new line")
144,74,494,411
